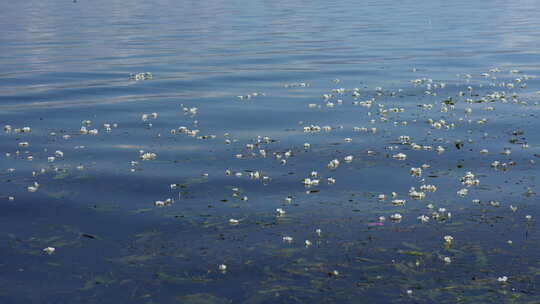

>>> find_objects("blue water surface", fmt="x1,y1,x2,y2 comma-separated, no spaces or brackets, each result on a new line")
1,0,540,303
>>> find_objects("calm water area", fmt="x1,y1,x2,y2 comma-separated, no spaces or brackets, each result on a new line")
1,0,540,303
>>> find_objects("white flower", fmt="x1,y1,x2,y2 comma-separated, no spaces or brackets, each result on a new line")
497,276,508,283
276,208,286,216
392,153,407,160
417,215,429,223
282,236,293,243
27,182,39,192
43,247,55,255
443,256,452,263
327,159,340,169
327,177,336,184
154,199,173,207
410,167,422,177
500,148,511,155
249,171,261,179
305,240,312,247
140,152,157,160
443,235,454,244
302,178,319,186
55,150,64,158
344,155,354,162
390,213,402,221
392,199,406,206
420,184,437,192
461,172,480,187
229,219,239,224
398,135,410,143
218,264,227,271
378,194,386,200
315,229,322,237
457,188,468,197
408,188,425,200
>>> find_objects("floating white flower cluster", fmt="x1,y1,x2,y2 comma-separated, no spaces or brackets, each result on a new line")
353,126,377,133
130,72,152,80
461,171,480,187
139,151,157,160
43,247,56,255
327,159,340,169
443,235,454,244
284,82,309,88
390,213,402,221
282,236,293,243
420,184,437,192
392,199,407,206
276,208,286,216
303,178,319,186
141,112,158,121
5,125,32,133
457,188,468,197
80,126,99,135
154,198,173,207
392,153,407,160
399,135,411,143
408,187,425,200
410,167,422,177
218,264,227,272
417,215,429,223
27,182,40,192
237,92,264,100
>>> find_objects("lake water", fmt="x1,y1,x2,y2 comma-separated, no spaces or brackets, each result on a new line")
1,0,540,303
